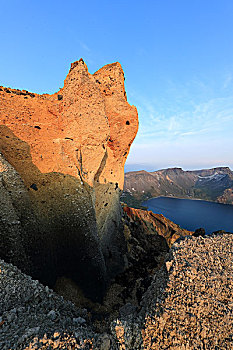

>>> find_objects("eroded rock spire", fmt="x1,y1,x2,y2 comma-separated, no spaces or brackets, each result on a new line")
0,59,138,300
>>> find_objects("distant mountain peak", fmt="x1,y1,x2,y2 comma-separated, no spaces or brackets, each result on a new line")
123,166,233,206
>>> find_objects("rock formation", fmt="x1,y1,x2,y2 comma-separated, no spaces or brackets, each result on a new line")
122,205,193,247
0,59,138,300
217,187,233,204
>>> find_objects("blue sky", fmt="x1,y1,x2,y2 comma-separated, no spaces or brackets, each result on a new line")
1,0,233,171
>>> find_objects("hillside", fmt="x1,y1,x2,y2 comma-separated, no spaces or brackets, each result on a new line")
123,167,233,206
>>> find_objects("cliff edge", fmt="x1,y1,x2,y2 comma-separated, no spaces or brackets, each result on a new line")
0,59,138,300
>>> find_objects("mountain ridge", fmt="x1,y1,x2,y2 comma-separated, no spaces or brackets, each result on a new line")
123,166,233,207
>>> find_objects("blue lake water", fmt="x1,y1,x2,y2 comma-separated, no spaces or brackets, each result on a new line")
142,196,233,234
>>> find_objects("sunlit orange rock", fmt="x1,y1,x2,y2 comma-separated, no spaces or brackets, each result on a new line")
0,59,138,299
123,205,193,247
0,59,138,188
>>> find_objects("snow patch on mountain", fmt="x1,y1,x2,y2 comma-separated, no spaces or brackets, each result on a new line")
197,173,226,182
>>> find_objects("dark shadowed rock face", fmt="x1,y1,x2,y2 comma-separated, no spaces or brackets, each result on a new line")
0,59,138,301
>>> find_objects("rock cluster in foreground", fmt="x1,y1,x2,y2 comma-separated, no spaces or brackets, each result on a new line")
0,233,232,349
140,233,233,349
0,259,96,350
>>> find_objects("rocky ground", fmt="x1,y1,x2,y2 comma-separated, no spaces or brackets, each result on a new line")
0,233,232,349
0,259,98,349
140,233,233,349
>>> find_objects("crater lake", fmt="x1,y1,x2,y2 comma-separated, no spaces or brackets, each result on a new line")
142,196,233,234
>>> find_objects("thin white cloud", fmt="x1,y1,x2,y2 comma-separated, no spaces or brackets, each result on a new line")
79,41,91,52
127,83,233,169
180,128,209,137
135,95,233,143
223,73,233,89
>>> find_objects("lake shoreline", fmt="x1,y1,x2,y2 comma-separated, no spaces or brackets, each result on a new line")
142,196,233,233
143,195,233,207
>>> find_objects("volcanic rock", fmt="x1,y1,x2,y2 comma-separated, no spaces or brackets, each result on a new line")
0,59,138,300
1,234,232,349
140,233,233,349
217,187,233,204
122,205,193,247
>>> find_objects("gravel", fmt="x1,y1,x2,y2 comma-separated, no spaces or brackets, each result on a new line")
0,259,96,349
140,233,233,349
1,233,232,349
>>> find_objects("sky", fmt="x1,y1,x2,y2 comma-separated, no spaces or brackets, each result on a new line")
1,0,233,171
